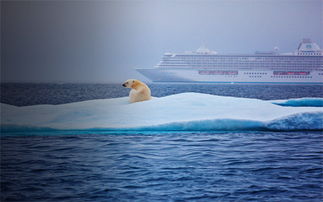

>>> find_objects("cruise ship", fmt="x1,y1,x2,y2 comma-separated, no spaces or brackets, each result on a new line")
137,39,323,83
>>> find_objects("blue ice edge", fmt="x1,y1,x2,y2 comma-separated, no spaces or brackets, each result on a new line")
1,93,323,136
272,98,323,107
2,112,323,136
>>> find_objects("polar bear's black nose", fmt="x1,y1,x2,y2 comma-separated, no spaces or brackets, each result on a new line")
122,83,126,87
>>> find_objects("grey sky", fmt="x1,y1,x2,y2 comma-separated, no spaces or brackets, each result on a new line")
1,0,322,83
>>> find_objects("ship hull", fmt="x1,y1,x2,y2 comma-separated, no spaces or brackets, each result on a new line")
137,68,323,83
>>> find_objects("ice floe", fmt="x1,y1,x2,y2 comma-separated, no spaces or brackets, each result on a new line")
1,93,323,132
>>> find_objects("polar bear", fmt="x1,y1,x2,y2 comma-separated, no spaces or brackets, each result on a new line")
122,79,151,103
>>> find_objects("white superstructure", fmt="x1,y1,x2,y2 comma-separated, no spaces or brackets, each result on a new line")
137,39,323,83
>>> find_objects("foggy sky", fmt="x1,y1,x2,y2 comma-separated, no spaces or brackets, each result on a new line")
1,0,322,83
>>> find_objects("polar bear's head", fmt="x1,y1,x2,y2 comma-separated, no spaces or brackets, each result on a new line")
122,79,138,88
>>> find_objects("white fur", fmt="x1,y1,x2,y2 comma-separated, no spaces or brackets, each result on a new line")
122,79,151,103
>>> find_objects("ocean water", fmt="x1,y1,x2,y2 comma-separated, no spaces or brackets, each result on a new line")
1,83,323,201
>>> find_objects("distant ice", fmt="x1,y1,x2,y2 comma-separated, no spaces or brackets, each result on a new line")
1,93,323,132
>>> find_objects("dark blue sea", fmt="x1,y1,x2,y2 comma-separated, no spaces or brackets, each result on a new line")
1,83,323,201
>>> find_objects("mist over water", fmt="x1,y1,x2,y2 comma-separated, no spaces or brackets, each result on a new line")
2,0,322,83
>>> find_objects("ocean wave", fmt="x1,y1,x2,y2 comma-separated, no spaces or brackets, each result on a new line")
1,93,323,132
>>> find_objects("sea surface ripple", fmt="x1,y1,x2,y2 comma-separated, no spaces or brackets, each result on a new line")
1,132,323,201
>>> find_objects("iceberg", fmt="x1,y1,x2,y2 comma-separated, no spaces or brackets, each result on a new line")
1,93,323,132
